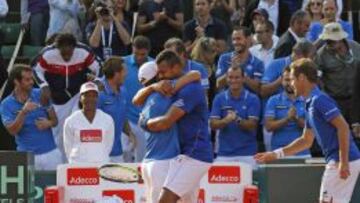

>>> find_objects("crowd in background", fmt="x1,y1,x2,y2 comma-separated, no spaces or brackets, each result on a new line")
0,0,360,170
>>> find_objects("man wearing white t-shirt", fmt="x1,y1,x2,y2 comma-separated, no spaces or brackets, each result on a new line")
63,82,114,163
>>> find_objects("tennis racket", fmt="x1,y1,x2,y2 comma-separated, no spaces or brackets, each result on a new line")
98,164,139,183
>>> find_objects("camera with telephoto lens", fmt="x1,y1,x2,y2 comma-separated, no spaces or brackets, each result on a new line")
98,6,110,16
93,1,110,16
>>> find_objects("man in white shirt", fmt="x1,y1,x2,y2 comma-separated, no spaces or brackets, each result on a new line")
250,20,278,68
63,82,114,163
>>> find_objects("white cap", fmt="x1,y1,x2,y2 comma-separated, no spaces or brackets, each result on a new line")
138,61,157,85
80,81,99,94
319,22,348,41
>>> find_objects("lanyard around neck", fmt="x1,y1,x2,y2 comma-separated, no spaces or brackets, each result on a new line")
101,23,113,48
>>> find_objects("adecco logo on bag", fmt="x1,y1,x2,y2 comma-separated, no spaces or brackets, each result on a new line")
67,168,99,186
208,166,241,184
103,190,135,203
198,189,205,203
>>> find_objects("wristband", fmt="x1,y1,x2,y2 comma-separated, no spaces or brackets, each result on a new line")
274,148,285,159
236,116,243,124
139,115,150,131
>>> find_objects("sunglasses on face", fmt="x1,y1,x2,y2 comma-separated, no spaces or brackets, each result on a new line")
310,2,322,6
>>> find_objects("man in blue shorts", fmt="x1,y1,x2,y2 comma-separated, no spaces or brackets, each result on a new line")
255,58,360,203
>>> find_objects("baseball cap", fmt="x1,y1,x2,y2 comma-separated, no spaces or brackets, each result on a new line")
251,8,269,20
319,22,348,41
138,61,157,85
80,81,99,94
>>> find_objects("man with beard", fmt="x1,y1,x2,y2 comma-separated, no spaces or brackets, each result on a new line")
264,67,311,157
216,26,264,94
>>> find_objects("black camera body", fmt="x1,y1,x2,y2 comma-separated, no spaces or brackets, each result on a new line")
98,6,110,16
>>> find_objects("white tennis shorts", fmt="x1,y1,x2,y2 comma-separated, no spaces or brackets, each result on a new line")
163,155,211,203
215,155,257,169
35,148,63,170
320,159,360,203
142,160,171,203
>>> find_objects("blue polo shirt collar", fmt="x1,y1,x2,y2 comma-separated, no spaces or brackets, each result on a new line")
130,55,151,67
102,79,119,96
306,86,321,103
225,88,247,101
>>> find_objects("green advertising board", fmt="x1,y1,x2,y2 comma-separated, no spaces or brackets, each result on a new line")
0,151,35,202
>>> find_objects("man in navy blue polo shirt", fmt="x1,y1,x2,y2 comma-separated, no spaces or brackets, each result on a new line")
123,35,153,162
1,64,62,170
183,0,227,53
144,50,213,203
255,58,360,203
210,66,260,168
137,0,184,57
216,26,264,94
98,56,136,162
264,67,310,157
164,38,209,90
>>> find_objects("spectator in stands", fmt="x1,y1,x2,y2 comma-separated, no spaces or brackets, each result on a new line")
183,0,227,53
307,0,353,44
21,0,50,46
191,37,218,106
33,33,101,161
1,64,62,170
261,41,315,99
112,0,133,29
352,67,360,138
264,67,311,157
250,8,268,33
210,0,234,33
302,0,342,19
47,0,83,41
256,0,279,35
210,66,260,168
137,0,184,57
87,1,131,61
261,41,315,151
229,0,246,28
304,0,323,23
164,38,209,90
64,81,114,163
123,35,152,162
274,10,311,59
0,0,8,17
314,22,360,123
243,0,302,36
250,20,278,68
98,56,137,162
216,26,264,94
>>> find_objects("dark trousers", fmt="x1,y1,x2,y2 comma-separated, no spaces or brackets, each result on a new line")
30,10,49,46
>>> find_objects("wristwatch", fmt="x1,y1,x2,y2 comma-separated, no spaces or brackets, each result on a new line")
236,116,243,125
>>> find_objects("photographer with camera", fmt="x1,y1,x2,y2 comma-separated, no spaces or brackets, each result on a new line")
87,1,131,61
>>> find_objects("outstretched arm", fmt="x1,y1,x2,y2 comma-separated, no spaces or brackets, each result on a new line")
254,128,314,163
